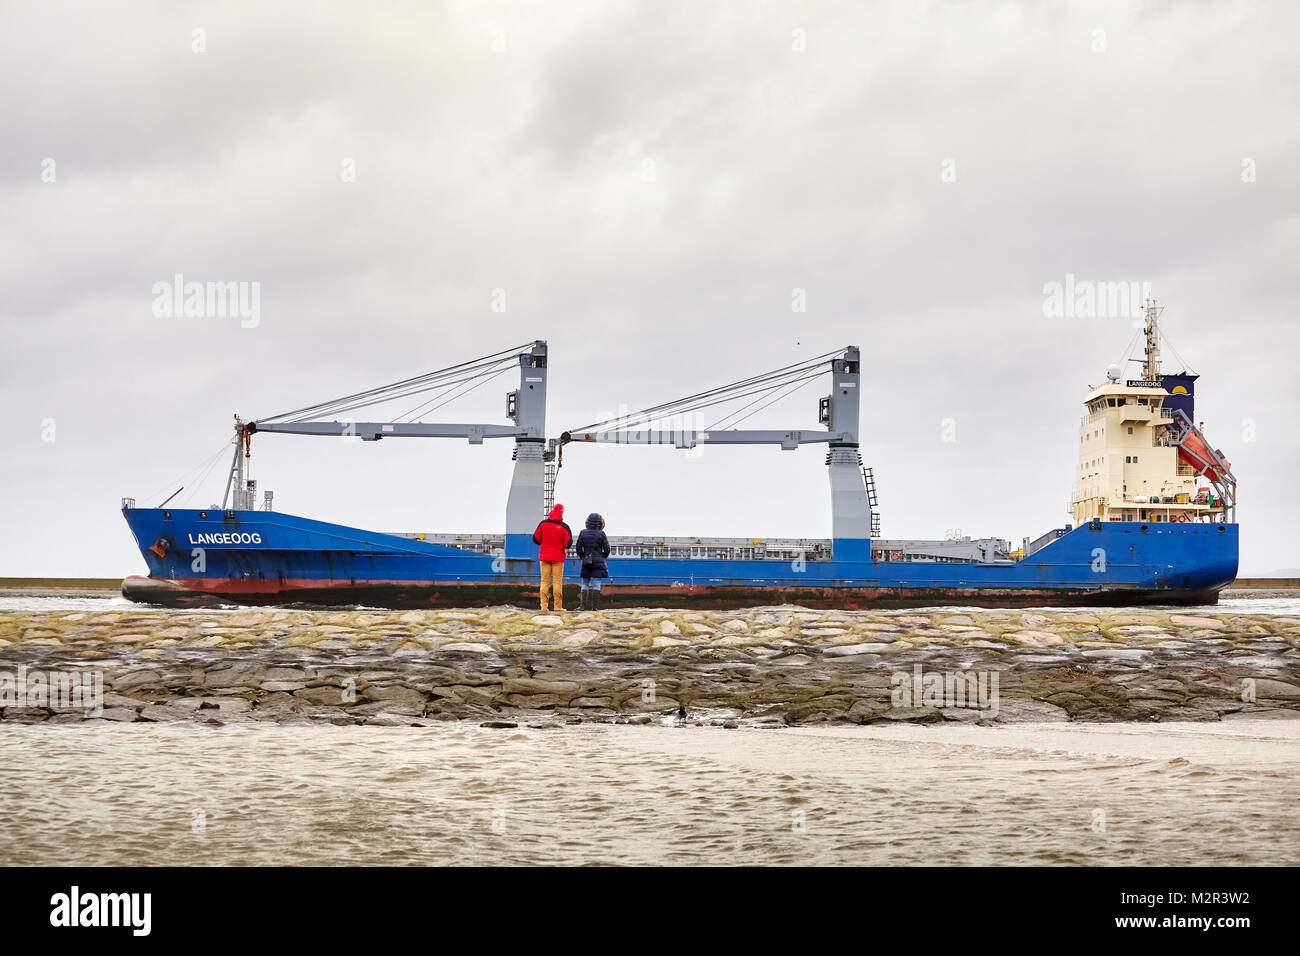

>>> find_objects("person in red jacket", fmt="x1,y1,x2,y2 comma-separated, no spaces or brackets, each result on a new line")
532,504,573,611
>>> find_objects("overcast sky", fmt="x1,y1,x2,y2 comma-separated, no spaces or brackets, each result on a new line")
3,0,1297,577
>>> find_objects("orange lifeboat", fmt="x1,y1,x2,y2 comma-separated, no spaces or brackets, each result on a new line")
1177,431,1231,483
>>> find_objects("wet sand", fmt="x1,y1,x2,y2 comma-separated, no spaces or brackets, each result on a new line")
1,720,1295,866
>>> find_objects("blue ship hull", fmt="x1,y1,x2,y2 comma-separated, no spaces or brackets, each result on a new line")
120,507,1238,608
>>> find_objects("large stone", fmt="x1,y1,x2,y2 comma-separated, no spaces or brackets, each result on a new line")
558,629,600,647
1081,648,1151,660
940,707,987,722
139,704,198,722
846,699,889,720
715,634,757,646
223,612,264,627
429,685,498,704
503,694,566,709
880,707,941,722
265,666,310,680
1251,679,1300,700
362,684,426,704
771,653,813,666
1006,630,1064,647
500,679,579,696
198,697,252,714
204,665,267,687
98,708,139,722
823,643,895,657
1169,616,1227,630
261,680,308,692
349,699,425,717
110,670,162,691
992,699,1070,722
294,686,351,706
101,693,144,709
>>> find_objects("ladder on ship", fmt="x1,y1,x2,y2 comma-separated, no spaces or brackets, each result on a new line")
862,466,881,537
544,459,557,515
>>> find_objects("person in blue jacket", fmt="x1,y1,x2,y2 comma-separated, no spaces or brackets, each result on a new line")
575,513,610,610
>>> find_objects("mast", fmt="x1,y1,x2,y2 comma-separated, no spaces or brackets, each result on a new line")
1143,297,1163,380
824,346,872,558
221,416,249,510
503,341,548,558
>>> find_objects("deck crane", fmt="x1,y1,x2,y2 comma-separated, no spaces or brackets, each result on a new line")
230,340,552,558
555,346,876,560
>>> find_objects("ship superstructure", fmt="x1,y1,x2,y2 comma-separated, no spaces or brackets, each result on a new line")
1071,300,1236,526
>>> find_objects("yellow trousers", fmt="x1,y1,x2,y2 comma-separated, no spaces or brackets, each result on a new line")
539,561,564,610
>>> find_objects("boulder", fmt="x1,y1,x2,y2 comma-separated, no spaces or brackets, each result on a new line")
992,699,1070,722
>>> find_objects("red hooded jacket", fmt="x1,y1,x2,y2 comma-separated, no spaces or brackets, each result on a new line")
532,505,572,563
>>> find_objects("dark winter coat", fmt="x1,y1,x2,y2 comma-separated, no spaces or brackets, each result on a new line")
532,504,572,563
575,513,610,579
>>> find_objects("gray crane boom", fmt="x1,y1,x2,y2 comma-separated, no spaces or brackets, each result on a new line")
248,421,530,443
560,428,850,450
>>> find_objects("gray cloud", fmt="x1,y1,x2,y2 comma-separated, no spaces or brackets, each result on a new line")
2,0,1296,576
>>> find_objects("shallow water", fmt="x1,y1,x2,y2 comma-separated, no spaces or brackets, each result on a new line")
2,721,1296,866
2,593,1298,615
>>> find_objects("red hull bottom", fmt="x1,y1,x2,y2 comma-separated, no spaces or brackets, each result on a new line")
121,575,1221,610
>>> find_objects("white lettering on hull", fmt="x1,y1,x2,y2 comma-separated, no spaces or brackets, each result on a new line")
187,532,264,545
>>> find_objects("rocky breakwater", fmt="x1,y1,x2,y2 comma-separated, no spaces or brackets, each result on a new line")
1,606,1298,727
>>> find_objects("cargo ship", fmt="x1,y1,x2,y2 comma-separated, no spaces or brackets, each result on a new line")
121,301,1238,608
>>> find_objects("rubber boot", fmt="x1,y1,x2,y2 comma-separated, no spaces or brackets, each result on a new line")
591,589,601,611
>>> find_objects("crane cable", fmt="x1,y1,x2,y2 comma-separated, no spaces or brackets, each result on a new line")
565,348,844,436
256,342,533,424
